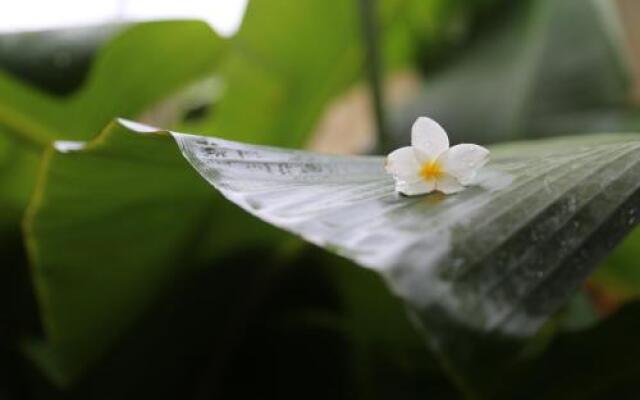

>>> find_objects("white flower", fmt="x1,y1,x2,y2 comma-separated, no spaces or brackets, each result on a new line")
385,117,489,196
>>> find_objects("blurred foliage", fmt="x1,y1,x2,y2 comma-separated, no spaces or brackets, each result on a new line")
0,25,120,96
0,134,38,231
589,228,640,306
391,0,637,147
0,0,639,399
512,300,640,399
0,21,223,144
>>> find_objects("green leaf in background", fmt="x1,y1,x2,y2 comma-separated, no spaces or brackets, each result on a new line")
180,0,363,148
150,122,640,396
181,0,510,148
23,121,282,385
0,20,226,238
0,24,229,381
391,0,638,147
0,20,224,145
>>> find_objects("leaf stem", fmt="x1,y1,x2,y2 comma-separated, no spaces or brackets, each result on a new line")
358,0,389,154
0,103,51,149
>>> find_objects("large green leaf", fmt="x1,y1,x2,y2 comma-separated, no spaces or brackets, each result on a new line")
0,25,229,378
23,121,282,385
0,20,226,238
183,0,356,146
391,0,637,147
136,121,640,395
179,0,364,148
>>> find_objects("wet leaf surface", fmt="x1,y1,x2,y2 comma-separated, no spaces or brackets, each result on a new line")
141,120,640,393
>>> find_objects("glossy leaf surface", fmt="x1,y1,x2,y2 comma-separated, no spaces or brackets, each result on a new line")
159,122,640,391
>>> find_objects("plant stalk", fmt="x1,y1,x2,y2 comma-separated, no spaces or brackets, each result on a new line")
358,0,389,154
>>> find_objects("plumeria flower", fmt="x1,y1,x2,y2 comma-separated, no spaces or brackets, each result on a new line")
385,117,489,196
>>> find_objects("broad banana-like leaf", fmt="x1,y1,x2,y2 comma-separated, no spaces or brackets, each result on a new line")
29,118,640,393
143,120,640,393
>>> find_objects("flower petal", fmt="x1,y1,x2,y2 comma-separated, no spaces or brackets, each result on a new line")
435,174,465,194
439,144,489,185
396,178,435,196
411,117,449,162
385,146,420,179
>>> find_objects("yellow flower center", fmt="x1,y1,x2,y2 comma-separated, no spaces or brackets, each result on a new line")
420,160,443,181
